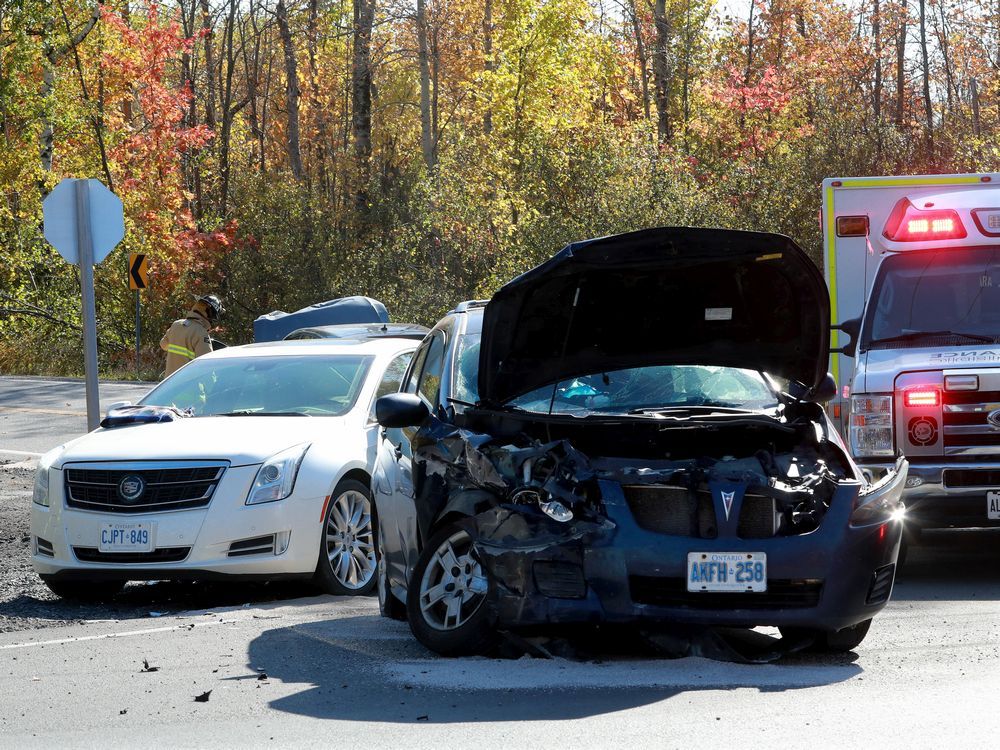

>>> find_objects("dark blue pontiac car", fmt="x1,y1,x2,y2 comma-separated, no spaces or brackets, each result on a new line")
372,227,908,656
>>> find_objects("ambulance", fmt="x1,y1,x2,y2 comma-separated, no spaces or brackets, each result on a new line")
823,173,1000,533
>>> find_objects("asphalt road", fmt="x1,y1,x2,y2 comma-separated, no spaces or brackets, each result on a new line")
1,533,999,748
0,376,153,457
2,377,1000,746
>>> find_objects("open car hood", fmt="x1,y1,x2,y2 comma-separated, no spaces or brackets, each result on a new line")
478,227,830,405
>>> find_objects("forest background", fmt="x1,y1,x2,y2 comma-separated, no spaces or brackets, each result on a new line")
1,0,997,377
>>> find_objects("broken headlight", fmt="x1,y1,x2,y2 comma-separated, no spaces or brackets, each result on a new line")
850,471,906,527
849,394,894,458
511,487,574,523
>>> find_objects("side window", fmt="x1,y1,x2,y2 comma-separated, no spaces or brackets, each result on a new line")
416,334,446,406
369,352,413,421
404,341,430,394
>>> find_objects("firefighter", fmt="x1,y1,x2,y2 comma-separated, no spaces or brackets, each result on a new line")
159,294,224,377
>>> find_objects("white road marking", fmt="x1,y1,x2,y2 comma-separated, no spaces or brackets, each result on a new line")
0,448,43,458
0,618,238,650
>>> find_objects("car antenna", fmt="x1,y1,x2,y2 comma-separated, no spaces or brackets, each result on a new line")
546,283,582,442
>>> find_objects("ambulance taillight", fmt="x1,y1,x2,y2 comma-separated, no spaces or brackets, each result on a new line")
883,198,967,241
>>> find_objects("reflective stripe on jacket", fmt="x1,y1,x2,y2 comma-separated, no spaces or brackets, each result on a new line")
160,310,213,377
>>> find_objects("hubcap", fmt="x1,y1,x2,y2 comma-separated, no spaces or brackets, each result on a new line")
325,490,376,590
419,530,488,631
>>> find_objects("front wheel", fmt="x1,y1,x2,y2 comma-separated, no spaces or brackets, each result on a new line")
41,577,125,602
406,524,498,656
781,618,872,653
314,479,378,596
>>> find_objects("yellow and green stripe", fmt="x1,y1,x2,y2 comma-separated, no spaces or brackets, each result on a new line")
167,344,197,360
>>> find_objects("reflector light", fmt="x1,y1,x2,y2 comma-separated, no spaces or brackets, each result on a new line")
836,215,869,237
944,374,979,391
971,208,1000,237
903,389,940,408
884,198,967,241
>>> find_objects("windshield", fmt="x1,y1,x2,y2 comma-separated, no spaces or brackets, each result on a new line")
141,355,373,416
864,248,1000,348
507,365,778,416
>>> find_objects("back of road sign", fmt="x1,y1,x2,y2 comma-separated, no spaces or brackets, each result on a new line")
43,179,125,265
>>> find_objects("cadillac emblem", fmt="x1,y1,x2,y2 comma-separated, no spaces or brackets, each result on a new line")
118,474,146,502
988,409,1000,429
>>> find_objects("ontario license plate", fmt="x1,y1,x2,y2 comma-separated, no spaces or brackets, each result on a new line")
988,491,1000,520
687,552,767,593
98,522,154,553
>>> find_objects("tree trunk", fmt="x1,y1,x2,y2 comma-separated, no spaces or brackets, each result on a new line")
483,0,494,134
352,0,376,212
895,0,907,128
650,0,673,144
276,0,304,180
918,0,933,153
417,0,435,169
627,0,651,122
200,0,218,131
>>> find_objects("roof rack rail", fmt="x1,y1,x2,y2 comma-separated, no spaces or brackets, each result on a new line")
450,299,490,313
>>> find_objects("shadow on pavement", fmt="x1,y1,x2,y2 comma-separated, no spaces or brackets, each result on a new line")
244,614,862,724
893,529,1000,601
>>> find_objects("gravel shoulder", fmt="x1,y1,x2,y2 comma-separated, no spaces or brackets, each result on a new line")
0,463,323,633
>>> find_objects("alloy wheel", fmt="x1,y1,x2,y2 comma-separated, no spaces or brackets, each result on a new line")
325,489,377,590
418,529,488,631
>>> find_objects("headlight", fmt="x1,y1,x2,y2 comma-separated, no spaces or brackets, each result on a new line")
851,457,907,526
246,443,310,506
849,394,894,457
32,449,60,507
510,487,574,523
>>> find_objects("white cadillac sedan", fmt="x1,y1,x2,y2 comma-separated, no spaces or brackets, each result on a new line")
30,337,416,601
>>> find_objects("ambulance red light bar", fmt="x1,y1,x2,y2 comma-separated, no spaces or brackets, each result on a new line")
903,388,941,408
883,198,967,241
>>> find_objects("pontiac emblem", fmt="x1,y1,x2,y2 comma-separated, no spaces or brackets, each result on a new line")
988,409,1000,429
721,491,736,521
118,474,146,502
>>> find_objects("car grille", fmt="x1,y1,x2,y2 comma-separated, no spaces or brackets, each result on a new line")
64,462,227,514
942,390,1000,454
623,485,781,539
228,534,276,557
629,576,823,609
943,469,1000,488
866,564,895,605
73,547,191,564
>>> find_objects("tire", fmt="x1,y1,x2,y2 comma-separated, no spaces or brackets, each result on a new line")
314,479,378,596
781,618,872,653
41,577,125,603
377,528,407,621
406,524,498,656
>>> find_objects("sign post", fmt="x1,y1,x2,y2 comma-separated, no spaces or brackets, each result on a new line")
129,253,148,376
43,179,125,432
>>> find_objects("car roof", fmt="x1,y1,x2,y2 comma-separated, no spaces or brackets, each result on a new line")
283,322,429,340
201,337,416,360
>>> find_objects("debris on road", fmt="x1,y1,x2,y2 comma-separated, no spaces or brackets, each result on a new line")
140,659,159,673
194,690,212,703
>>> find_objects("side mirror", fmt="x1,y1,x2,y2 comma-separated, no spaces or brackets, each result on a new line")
106,401,132,415
831,317,861,357
376,393,429,429
809,373,838,403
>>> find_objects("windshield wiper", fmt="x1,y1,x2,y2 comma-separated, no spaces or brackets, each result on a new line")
217,410,310,417
627,404,749,415
869,330,995,346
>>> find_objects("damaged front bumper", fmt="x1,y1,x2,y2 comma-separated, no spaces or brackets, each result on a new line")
463,478,903,634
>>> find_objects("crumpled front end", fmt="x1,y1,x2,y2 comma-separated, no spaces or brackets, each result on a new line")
412,413,905,634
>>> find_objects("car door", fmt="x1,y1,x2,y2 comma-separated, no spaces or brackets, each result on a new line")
375,331,448,590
